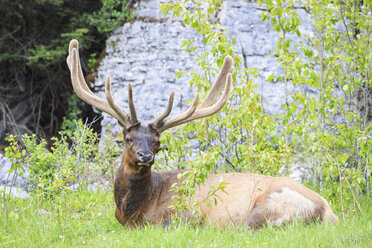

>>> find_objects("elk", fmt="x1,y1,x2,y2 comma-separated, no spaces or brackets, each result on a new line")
66,39,338,228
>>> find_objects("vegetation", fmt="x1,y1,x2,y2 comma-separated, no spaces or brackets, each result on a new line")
0,0,371,246
0,0,132,142
0,190,371,247
158,0,371,218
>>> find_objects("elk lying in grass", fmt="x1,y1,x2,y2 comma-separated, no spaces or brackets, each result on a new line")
67,39,338,228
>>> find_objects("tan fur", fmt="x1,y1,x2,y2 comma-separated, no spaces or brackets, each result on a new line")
115,167,338,228
111,125,338,228
193,174,338,227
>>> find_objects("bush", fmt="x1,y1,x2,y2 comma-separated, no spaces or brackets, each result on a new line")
21,121,98,196
159,0,371,218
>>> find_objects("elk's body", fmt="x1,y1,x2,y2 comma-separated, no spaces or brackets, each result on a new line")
67,39,338,228
114,149,338,227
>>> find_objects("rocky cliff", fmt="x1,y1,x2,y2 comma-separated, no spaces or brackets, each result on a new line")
93,0,313,135
0,0,314,192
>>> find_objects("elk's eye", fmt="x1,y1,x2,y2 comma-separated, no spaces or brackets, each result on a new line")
126,138,133,144
154,141,160,146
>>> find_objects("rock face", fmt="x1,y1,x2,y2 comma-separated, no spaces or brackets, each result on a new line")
94,2,202,135
0,1,314,190
0,153,29,198
93,0,313,136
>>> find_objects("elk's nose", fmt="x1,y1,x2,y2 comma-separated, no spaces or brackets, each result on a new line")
137,152,153,163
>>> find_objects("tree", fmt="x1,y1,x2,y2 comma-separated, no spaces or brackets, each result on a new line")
0,0,131,142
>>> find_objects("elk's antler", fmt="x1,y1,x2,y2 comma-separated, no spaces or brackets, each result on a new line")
66,39,138,129
67,39,233,132
150,56,234,133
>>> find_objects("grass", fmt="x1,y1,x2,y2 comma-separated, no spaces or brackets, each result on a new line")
0,189,371,248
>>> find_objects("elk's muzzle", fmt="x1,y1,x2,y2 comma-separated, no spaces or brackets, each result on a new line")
137,152,153,163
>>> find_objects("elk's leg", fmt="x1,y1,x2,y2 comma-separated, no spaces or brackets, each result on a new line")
115,207,126,226
246,185,325,228
244,194,273,228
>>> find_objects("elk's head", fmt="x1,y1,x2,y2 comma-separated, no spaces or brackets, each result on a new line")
121,125,160,170
66,39,233,172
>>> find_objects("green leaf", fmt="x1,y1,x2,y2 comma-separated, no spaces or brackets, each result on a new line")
267,75,276,82
303,47,313,58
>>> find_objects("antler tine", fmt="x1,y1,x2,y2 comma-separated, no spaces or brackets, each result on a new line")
68,40,105,99
199,56,233,108
67,39,132,129
157,93,200,132
158,74,232,132
105,76,132,128
156,56,234,133
150,91,175,129
127,83,140,126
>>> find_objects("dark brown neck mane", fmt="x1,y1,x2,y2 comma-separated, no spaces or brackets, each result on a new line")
115,161,159,217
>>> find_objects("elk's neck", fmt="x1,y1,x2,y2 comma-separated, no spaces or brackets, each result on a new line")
114,157,157,216
123,165,153,191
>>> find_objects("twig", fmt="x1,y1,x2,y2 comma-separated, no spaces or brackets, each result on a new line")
323,147,345,220
344,177,364,215
218,151,239,172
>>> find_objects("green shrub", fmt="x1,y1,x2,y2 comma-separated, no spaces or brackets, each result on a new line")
159,0,371,218
159,0,291,219
22,121,98,196
257,0,371,214
94,126,122,185
2,122,122,233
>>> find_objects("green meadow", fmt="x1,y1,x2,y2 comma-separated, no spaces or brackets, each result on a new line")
1,189,370,248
